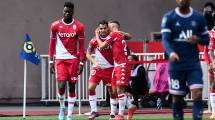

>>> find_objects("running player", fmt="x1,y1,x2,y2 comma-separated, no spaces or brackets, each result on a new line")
96,20,136,120
86,20,117,120
161,0,209,120
49,2,85,120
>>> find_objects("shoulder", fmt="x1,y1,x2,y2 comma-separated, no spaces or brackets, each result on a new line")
192,10,206,21
50,20,61,30
90,37,97,44
163,10,175,19
161,10,175,26
51,20,61,27
74,19,84,28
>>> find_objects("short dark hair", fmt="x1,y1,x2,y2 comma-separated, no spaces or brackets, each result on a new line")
109,20,120,28
98,20,108,26
64,1,74,9
204,2,215,10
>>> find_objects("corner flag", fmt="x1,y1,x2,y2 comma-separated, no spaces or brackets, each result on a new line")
20,33,40,65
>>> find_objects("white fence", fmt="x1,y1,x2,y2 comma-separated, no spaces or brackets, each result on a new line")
40,52,209,102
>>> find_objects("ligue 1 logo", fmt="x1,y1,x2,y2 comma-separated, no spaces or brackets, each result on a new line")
23,41,35,53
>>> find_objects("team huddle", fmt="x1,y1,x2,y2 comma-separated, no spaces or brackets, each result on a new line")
48,0,215,120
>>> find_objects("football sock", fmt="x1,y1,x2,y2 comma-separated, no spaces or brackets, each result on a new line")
89,91,97,112
67,96,76,117
118,93,127,116
172,102,183,120
192,100,203,120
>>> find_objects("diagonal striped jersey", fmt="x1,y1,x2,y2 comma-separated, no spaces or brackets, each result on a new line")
49,19,85,61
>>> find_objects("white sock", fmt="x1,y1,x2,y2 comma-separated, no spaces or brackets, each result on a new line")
126,96,133,109
58,94,65,108
118,94,127,116
67,96,76,117
110,98,118,115
89,95,97,112
210,92,215,113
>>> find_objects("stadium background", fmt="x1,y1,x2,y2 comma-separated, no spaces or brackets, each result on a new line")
0,0,213,103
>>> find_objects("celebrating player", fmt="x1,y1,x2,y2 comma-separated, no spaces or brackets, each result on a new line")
86,20,118,120
96,20,136,120
49,2,85,120
161,0,209,120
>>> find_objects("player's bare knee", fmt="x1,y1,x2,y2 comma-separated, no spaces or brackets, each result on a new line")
191,89,202,100
88,82,97,91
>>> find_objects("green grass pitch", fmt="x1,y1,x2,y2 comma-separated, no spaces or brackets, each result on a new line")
0,115,212,120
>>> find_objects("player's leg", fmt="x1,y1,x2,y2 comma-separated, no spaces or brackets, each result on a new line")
88,68,101,120
188,70,204,120
169,70,186,120
67,83,76,120
88,79,98,113
66,59,79,120
107,86,118,118
55,60,67,120
58,81,67,120
209,72,215,118
116,64,136,120
172,95,184,120
102,67,118,119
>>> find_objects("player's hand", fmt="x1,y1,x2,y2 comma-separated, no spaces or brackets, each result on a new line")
169,52,179,62
78,62,84,75
50,62,55,73
187,35,198,44
95,27,99,38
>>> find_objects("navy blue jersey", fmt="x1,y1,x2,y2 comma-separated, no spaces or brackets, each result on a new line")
161,7,209,71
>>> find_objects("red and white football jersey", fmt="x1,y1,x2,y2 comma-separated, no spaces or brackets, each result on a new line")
87,37,114,68
208,30,215,50
49,19,85,60
104,32,129,65
204,30,215,64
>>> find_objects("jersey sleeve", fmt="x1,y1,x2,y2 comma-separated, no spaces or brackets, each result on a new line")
78,24,85,61
197,15,209,45
49,23,57,59
87,39,96,55
104,32,118,45
161,13,174,55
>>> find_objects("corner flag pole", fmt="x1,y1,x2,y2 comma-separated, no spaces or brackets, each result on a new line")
23,60,27,119
78,75,81,115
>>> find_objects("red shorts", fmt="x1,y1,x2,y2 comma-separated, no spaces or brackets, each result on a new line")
88,67,113,86
112,63,131,86
55,59,79,83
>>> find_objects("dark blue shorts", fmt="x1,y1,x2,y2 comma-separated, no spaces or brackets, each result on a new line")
169,69,203,95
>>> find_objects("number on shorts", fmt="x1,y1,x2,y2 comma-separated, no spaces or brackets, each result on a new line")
91,69,96,76
171,79,180,89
